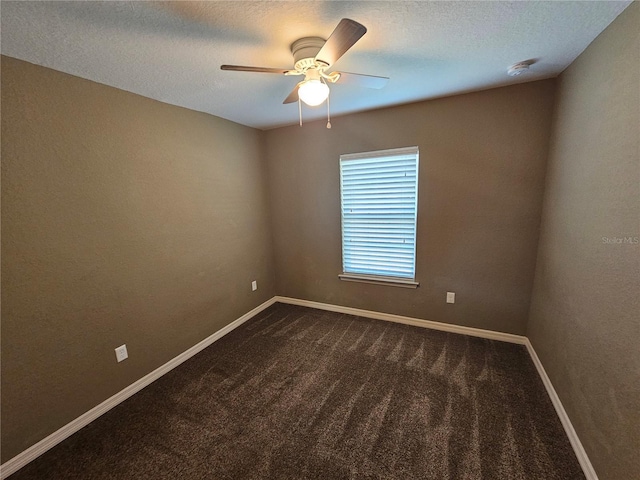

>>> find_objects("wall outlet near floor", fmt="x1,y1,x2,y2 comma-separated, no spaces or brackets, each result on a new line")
446,292,455,304
115,344,128,363
251,280,258,291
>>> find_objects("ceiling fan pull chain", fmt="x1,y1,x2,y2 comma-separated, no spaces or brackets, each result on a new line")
326,92,332,129
298,97,303,127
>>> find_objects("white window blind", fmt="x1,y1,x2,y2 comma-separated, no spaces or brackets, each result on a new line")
340,147,419,284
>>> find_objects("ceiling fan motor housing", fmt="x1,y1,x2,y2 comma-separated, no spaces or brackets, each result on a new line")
291,37,328,71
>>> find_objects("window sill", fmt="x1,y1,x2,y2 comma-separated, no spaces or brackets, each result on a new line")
338,273,419,289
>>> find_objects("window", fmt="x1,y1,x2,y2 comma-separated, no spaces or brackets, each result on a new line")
339,146,419,288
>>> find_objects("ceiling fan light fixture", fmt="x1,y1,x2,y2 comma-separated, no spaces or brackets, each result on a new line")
220,19,388,111
298,79,330,106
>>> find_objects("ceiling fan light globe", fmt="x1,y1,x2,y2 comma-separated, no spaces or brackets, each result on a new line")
298,79,329,106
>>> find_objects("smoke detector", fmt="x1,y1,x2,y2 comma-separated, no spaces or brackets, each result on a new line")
507,62,530,77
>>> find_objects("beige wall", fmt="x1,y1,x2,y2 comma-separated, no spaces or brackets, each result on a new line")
527,4,639,480
0,56,276,462
265,80,556,335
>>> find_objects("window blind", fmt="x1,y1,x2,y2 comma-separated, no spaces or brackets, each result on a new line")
340,147,419,281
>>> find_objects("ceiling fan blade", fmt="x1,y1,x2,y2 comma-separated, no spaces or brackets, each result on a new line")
334,72,389,89
315,18,367,67
283,83,301,104
221,65,290,74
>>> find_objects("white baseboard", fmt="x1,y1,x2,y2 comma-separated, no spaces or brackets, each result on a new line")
0,297,277,479
274,296,528,345
275,296,598,480
2,296,597,480
525,340,599,480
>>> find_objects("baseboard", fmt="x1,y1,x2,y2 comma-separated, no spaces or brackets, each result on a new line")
274,296,528,345
275,296,598,480
525,340,599,480
2,296,597,480
0,297,277,479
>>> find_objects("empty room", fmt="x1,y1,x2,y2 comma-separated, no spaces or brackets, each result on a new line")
1,1,638,479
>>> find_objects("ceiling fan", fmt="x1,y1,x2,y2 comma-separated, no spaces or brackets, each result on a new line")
221,19,389,107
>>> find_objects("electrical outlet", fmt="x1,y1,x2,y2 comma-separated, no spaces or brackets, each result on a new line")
446,292,455,304
115,344,128,363
251,280,257,291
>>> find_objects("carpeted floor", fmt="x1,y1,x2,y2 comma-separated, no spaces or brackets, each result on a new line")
9,303,585,479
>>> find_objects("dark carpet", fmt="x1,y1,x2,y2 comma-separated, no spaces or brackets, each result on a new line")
9,303,585,479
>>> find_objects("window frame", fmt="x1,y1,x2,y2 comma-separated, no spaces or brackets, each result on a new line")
339,146,420,288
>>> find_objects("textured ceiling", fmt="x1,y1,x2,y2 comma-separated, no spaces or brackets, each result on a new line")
1,1,632,129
